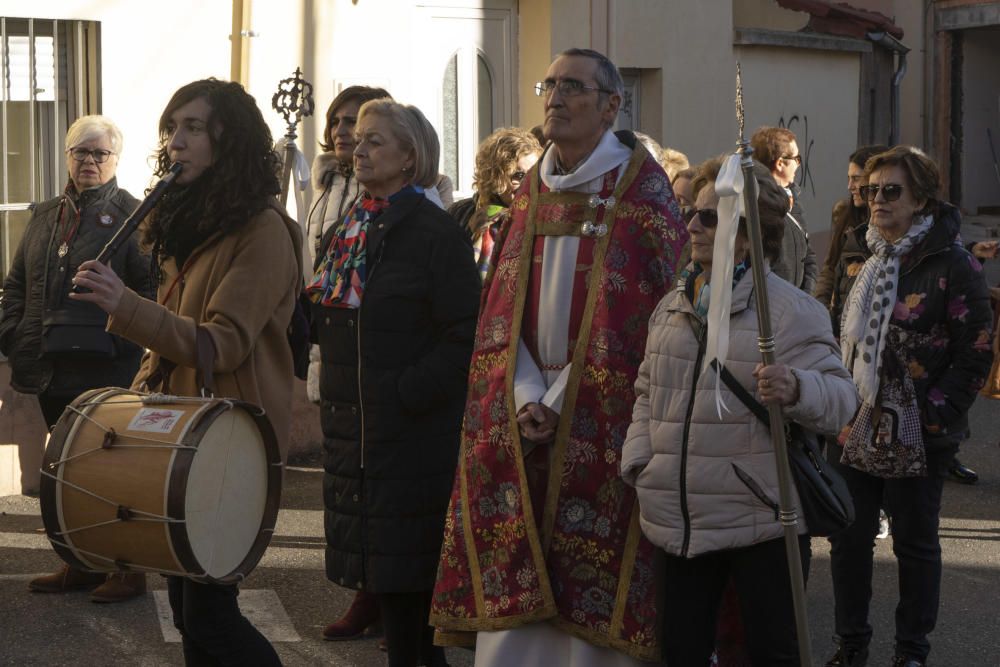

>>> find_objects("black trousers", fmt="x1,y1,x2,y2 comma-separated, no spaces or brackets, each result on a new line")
660,535,811,666
166,576,281,666
37,391,73,430
376,590,447,667
827,444,953,661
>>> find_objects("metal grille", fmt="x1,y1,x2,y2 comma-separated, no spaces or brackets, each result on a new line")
0,17,101,282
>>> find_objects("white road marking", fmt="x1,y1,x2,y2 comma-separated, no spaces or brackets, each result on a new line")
153,589,301,642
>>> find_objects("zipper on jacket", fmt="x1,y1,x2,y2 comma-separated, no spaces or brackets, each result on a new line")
680,326,706,558
354,237,385,590
732,463,780,521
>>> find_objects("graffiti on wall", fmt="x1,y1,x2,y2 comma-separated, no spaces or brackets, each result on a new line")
778,114,816,197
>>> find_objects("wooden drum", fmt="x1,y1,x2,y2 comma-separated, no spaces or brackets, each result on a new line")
39,388,282,584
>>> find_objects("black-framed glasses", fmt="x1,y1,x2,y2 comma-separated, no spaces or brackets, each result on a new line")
860,183,905,202
534,79,612,97
67,147,115,163
510,170,527,182
684,208,719,228
780,154,802,165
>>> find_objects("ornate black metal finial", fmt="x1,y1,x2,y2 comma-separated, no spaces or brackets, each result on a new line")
271,67,315,140
736,62,745,143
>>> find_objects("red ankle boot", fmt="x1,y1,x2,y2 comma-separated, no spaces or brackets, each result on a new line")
322,590,380,641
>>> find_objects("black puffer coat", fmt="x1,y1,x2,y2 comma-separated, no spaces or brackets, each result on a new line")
0,179,153,394
315,192,480,594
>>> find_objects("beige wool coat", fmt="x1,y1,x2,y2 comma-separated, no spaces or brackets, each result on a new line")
621,266,858,558
107,205,303,458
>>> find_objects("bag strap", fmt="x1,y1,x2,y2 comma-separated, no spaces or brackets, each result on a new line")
195,326,216,396
709,358,770,426
144,326,216,396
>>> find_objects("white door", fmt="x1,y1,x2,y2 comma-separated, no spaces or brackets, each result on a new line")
415,2,516,197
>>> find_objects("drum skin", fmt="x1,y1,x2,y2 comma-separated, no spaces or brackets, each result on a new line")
39,388,282,584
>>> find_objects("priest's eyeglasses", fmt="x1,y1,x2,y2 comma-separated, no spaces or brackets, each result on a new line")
860,183,905,202
534,79,613,97
67,148,115,163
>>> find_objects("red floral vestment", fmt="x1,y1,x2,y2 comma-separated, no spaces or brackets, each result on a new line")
431,144,689,660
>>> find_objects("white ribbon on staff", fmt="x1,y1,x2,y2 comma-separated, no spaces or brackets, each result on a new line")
276,137,312,235
703,152,745,418
277,137,311,191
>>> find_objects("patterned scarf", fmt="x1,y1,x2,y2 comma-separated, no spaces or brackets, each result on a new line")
306,186,421,308
474,203,507,281
839,215,934,477
840,215,933,404
682,257,751,319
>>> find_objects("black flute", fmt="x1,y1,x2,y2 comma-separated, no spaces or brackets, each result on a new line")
72,162,183,293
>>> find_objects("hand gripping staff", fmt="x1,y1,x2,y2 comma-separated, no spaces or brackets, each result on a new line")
733,64,813,666
70,162,183,293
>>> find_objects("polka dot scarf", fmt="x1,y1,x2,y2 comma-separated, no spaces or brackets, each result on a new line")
841,215,934,404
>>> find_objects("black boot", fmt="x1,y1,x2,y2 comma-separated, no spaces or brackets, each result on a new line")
891,656,926,667
824,639,869,667
948,457,978,484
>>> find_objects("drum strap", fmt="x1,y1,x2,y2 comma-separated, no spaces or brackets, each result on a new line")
145,326,217,396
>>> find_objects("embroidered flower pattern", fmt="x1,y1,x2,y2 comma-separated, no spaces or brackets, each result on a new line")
558,498,597,533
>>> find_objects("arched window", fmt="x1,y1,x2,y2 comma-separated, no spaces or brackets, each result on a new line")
440,47,498,193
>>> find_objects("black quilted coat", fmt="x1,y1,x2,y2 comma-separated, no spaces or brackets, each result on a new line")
314,192,480,593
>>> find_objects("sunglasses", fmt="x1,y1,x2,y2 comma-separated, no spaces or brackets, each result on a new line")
684,208,719,228
860,183,905,202
780,154,802,165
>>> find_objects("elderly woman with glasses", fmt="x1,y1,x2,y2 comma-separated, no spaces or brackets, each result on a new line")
621,156,857,666
750,126,817,293
448,127,541,279
0,114,154,601
824,146,993,667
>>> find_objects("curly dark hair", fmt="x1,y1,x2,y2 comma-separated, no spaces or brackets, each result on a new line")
144,79,281,266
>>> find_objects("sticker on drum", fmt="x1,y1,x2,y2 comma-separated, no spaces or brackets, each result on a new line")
126,408,186,433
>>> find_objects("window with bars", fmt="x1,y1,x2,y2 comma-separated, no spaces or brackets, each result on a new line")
0,17,101,283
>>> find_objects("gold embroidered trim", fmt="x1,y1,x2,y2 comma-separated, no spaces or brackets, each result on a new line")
610,498,643,640
430,600,559,632
549,615,660,662
503,165,557,611
540,145,647,548
457,431,486,615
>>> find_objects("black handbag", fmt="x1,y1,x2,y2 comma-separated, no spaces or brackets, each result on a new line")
711,359,855,537
40,310,117,360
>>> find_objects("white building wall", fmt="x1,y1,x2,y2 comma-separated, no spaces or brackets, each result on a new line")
735,45,860,238
0,0,232,196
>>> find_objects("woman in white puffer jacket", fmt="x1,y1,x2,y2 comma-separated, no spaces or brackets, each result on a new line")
621,157,858,666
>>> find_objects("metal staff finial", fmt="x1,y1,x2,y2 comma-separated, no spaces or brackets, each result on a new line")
733,61,813,667
736,62,745,143
271,67,315,142
271,67,315,207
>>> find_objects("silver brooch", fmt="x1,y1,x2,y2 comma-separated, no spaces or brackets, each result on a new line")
581,221,608,237
587,194,615,209
99,214,114,226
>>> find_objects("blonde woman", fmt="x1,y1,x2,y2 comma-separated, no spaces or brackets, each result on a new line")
448,127,542,279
